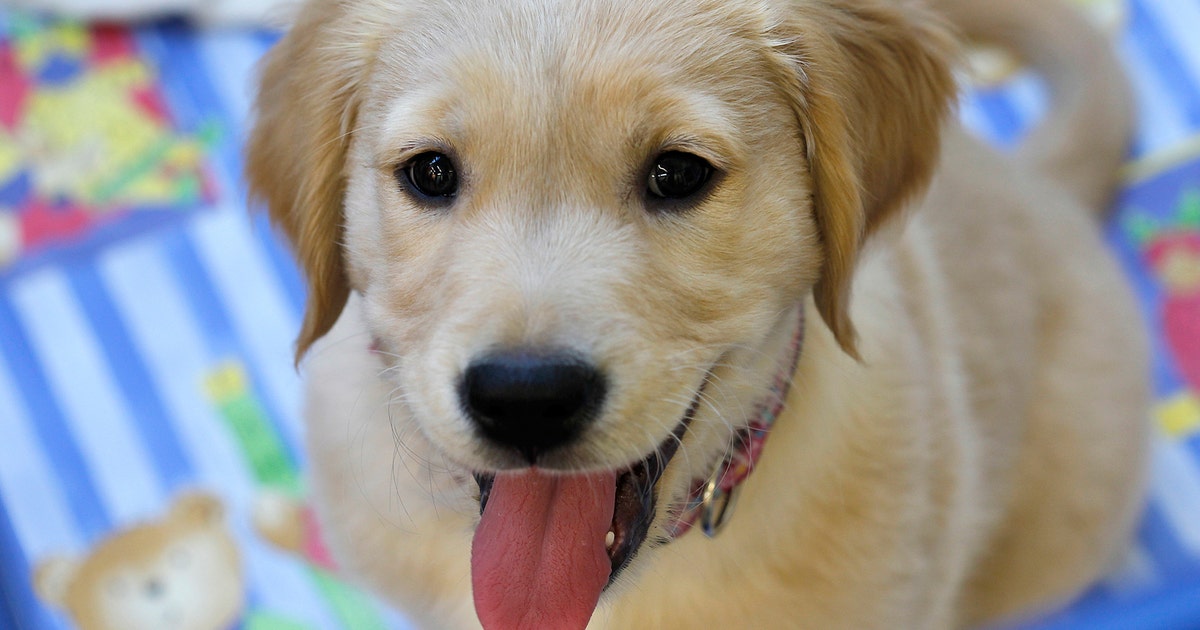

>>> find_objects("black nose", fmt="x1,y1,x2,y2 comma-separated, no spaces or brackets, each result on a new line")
460,350,606,462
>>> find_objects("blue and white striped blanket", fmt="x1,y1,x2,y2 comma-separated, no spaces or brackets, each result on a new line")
1,2,1199,628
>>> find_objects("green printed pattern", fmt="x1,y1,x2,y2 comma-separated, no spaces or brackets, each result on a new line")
206,361,389,630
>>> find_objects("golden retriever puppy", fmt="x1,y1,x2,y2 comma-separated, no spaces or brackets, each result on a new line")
246,0,1149,627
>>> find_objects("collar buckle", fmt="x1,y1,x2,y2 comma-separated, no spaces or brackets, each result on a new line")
698,464,741,538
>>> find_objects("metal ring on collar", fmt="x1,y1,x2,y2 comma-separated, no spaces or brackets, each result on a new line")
698,465,740,538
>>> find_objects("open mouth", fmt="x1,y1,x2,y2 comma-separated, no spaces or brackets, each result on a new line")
468,378,707,630
473,404,694,585
465,311,802,629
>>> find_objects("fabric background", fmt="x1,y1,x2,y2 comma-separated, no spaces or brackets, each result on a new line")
1,2,1199,628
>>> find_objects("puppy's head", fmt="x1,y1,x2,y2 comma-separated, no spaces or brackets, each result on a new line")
248,0,953,623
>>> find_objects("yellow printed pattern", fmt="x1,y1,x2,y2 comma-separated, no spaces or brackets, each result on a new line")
1157,392,1200,440
0,14,217,267
204,360,248,404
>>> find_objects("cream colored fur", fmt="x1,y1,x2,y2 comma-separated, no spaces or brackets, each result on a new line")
246,0,1150,627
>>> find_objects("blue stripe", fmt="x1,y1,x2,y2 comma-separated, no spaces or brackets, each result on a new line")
1129,2,1200,129
66,264,194,490
159,229,301,468
0,295,109,540
1024,571,1200,630
1137,503,1194,579
133,20,212,135
973,90,1025,148
254,29,281,48
1189,437,1200,471
252,211,306,316
0,502,66,629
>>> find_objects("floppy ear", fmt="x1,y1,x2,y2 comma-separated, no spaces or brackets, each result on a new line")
34,556,81,607
246,0,380,363
768,0,958,357
169,492,225,527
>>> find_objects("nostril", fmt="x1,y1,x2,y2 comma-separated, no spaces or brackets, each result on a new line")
461,350,606,461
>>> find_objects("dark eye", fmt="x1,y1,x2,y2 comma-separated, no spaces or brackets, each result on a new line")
401,152,458,199
647,152,713,201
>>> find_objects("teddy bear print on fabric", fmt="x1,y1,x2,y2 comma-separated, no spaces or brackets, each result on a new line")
33,492,244,630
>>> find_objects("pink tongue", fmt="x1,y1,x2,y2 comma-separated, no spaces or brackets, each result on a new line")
471,470,616,630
